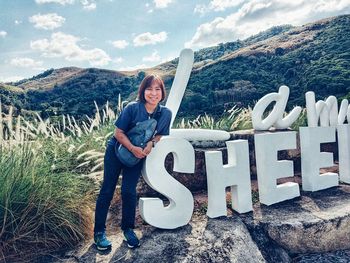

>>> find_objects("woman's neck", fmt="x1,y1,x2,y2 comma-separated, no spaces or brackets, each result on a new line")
144,103,158,113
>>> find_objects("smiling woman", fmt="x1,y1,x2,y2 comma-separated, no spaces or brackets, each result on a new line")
93,74,172,250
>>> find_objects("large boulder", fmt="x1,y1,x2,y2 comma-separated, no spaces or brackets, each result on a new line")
240,184,350,254
71,215,265,263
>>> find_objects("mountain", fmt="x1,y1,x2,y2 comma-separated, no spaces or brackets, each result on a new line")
1,15,349,119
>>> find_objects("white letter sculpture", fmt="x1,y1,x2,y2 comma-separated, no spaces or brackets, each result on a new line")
337,124,350,184
139,137,195,229
166,48,230,141
205,140,252,218
300,126,338,191
255,131,300,205
252,85,302,130
166,49,194,128
305,91,349,127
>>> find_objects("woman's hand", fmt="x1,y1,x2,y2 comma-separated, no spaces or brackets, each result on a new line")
142,141,153,155
131,146,147,159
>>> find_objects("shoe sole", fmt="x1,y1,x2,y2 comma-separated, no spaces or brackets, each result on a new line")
123,237,140,249
94,243,112,251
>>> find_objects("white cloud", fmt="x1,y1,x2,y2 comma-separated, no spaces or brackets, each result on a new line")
83,3,96,10
186,0,350,49
142,50,161,62
0,31,7,38
30,32,111,66
81,0,96,10
111,40,129,49
154,0,173,9
194,0,244,15
35,0,97,10
0,76,24,83
29,13,65,30
161,54,177,63
118,64,148,71
10,57,44,69
15,20,22,25
35,0,74,5
133,31,167,46
113,57,124,63
185,17,228,48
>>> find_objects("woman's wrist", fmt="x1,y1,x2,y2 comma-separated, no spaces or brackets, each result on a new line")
151,140,156,147
129,145,134,152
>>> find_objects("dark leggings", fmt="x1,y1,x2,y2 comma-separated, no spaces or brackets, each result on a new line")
94,136,143,232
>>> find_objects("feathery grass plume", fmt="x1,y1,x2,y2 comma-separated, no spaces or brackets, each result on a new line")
106,100,116,122
229,107,253,130
82,152,104,161
76,149,99,160
7,106,13,146
81,120,90,135
94,101,101,125
0,100,3,144
84,171,104,181
67,114,73,129
14,115,21,143
177,118,185,129
71,116,82,137
91,159,104,172
104,131,113,140
62,114,66,130
102,109,106,124
291,108,307,130
117,94,128,115
76,160,91,168
76,143,86,152
118,93,122,113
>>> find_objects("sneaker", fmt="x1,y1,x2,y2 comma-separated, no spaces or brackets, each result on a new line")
123,228,140,248
94,232,112,251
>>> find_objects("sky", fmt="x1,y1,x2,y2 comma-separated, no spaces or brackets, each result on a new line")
0,0,349,82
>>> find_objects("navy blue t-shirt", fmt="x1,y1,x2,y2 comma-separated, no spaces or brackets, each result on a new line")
114,101,172,136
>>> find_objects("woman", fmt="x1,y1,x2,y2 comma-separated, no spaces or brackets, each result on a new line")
94,75,172,250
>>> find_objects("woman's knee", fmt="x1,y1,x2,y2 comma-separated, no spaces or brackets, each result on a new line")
97,190,115,203
121,188,136,200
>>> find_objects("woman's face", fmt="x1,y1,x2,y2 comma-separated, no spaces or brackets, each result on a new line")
144,81,162,106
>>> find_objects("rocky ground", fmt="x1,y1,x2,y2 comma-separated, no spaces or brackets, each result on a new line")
43,183,350,263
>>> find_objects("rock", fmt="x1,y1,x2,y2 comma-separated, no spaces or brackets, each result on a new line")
292,249,350,262
240,184,350,254
63,216,266,263
49,184,350,263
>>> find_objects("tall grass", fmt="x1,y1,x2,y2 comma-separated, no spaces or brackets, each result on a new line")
0,98,123,262
174,106,253,131
0,143,96,262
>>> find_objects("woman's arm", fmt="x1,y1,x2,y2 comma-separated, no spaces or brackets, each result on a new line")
143,134,162,155
114,128,147,159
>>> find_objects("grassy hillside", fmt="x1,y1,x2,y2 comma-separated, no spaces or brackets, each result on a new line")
181,15,350,116
1,15,349,119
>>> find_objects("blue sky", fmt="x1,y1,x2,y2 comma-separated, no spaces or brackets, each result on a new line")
1,0,349,82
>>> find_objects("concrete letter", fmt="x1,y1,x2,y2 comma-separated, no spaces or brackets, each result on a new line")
205,140,252,218
337,124,350,184
255,131,300,205
166,49,194,128
139,137,195,229
300,127,338,191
